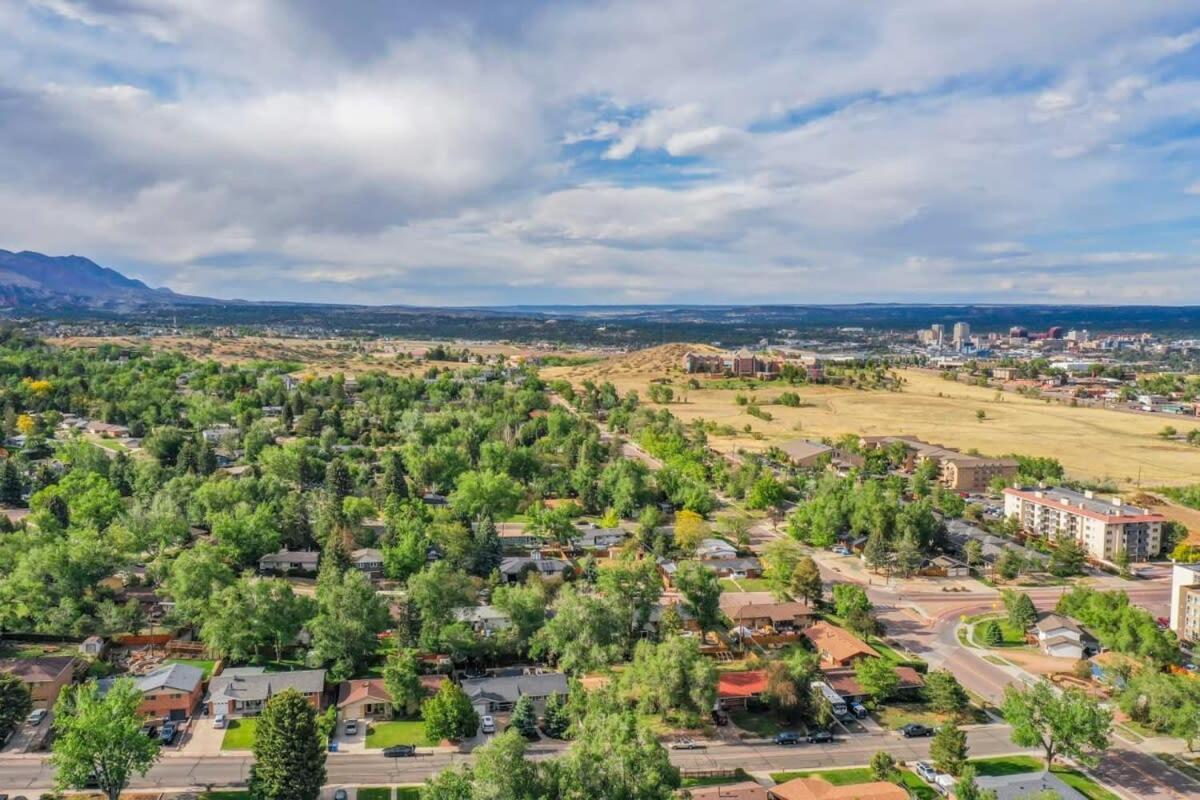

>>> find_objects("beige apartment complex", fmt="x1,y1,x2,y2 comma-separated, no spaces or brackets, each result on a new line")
1170,563,1200,643
861,435,1018,492
1002,486,1165,563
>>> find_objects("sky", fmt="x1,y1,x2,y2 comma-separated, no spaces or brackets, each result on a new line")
3,2,1200,306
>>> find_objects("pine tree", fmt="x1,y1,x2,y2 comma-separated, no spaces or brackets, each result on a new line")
381,451,409,501
542,692,569,738
930,719,968,776
863,529,891,573
511,695,538,739
46,494,70,528
981,620,1003,647
0,459,23,506
249,688,326,800
870,750,900,782
1008,592,1037,630
472,515,502,575
325,458,353,505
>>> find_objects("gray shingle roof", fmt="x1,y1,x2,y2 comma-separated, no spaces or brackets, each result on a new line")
207,668,326,703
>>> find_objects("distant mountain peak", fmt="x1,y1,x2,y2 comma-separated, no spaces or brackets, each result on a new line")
0,249,221,309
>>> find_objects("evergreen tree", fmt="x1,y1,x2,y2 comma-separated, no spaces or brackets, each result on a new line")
0,459,23,506
1049,536,1086,577
423,680,480,743
511,694,538,738
870,750,900,783
893,532,923,577
325,457,353,505
981,620,1003,647
381,450,409,501
249,688,327,800
863,529,891,573
930,719,968,776
542,692,570,738
383,645,425,717
472,514,502,575
791,556,824,605
46,493,70,528
925,670,969,714
1007,592,1037,630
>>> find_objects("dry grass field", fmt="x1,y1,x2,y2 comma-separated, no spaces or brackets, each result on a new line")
48,335,566,378
542,345,1200,489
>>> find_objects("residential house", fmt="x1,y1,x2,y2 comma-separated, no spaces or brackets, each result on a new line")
821,666,925,703
461,668,567,714
205,667,326,716
639,600,699,638
723,600,814,632
776,439,834,469
201,424,237,444
573,527,629,551
497,527,542,551
923,555,970,578
351,548,385,577
1035,614,1098,659
85,421,131,438
499,554,571,582
696,538,739,560
100,663,204,721
975,772,1086,800
717,670,769,710
702,557,762,578
768,778,907,800
337,675,444,721
0,656,77,709
258,549,320,574
802,622,880,667
944,519,1044,574
1169,563,1200,643
453,605,513,637
688,782,769,800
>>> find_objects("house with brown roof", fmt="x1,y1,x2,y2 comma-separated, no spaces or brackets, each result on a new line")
802,622,880,667
821,666,925,702
717,669,769,709
776,439,835,468
689,782,769,800
768,777,907,800
0,656,78,709
337,676,441,721
724,600,814,632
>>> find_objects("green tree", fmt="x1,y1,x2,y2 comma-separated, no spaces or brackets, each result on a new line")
619,636,717,725
790,556,824,605
930,719,968,776
674,561,724,636
1002,679,1112,768
762,649,820,724
383,645,425,717
511,694,538,738
325,457,354,504
963,539,983,570
980,620,1003,647
1048,536,1086,577
0,672,32,745
832,584,871,618
762,537,803,599
308,568,390,679
542,692,570,738
870,750,900,783
423,680,480,743
925,670,969,715
249,688,327,800
955,765,998,800
546,705,679,800
863,529,891,573
854,657,898,704
1005,591,1038,630
533,585,628,673
0,458,23,506
50,679,161,800
450,469,523,520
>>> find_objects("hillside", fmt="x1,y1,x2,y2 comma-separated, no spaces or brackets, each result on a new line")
539,343,720,384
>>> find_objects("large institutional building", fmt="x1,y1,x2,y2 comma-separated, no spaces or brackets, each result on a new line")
1002,486,1165,563
1169,563,1200,644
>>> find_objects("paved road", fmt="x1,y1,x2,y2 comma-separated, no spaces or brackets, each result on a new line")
0,727,1032,794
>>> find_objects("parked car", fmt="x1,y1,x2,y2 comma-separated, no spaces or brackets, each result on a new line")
850,702,868,718
914,761,938,782
26,709,47,726
344,719,358,736
670,737,702,750
140,724,157,738
901,723,935,738
481,715,496,734
806,729,834,744
832,546,851,556
159,722,177,745
711,708,729,726
334,790,349,800
383,744,416,757
213,714,227,729
774,731,802,745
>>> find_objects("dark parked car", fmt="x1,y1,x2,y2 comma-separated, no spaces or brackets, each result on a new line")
774,731,802,745
333,791,349,800
901,723,935,738
383,744,416,757
806,730,834,744
711,709,729,727
140,724,157,738
158,722,177,745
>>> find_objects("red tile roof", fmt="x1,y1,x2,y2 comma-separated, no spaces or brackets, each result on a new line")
718,669,769,699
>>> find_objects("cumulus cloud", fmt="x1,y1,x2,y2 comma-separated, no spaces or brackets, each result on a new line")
3,0,1200,303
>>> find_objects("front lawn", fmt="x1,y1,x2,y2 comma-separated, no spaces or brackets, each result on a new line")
899,770,938,800
201,791,250,799
358,789,393,800
873,702,986,730
970,617,1028,648
396,789,421,800
166,658,216,679
730,709,789,738
969,756,1045,776
719,577,775,592
220,718,257,750
771,768,875,785
366,719,438,748
1054,768,1121,800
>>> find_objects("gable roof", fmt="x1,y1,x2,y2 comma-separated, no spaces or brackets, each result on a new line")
769,777,908,800
461,671,567,705
802,622,880,662
0,656,76,684
975,771,1087,800
337,678,392,708
718,670,769,699
134,663,204,693
724,600,814,624
207,668,326,703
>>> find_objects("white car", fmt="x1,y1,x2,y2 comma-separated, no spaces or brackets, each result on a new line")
480,715,496,734
26,709,47,726
913,761,937,782
212,714,227,730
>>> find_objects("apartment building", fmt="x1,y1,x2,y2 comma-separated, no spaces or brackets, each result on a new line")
860,435,1018,492
1002,486,1165,562
1169,563,1200,643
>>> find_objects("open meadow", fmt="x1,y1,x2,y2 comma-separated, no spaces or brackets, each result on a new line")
541,345,1200,490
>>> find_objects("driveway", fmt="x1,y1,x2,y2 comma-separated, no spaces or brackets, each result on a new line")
180,717,226,756
333,719,367,754
2,712,52,754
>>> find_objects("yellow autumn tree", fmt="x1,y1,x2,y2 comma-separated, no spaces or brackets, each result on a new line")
673,509,710,553
16,414,36,436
